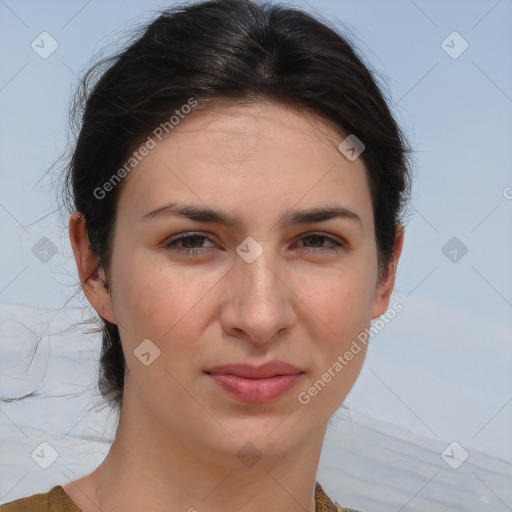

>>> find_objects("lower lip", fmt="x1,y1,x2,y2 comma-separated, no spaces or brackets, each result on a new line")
207,373,303,404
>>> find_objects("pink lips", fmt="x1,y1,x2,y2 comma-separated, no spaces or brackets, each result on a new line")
205,362,304,404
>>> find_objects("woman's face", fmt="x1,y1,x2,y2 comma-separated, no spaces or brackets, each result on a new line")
81,101,401,467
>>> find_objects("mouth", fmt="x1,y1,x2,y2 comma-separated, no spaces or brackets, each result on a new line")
205,361,304,404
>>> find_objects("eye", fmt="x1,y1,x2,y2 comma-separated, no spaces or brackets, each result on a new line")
295,233,345,253
164,232,345,257
165,232,217,256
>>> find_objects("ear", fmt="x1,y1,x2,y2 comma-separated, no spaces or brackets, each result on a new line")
69,211,117,324
371,223,404,319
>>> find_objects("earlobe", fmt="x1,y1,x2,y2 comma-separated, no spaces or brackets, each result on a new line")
371,223,404,319
68,211,117,324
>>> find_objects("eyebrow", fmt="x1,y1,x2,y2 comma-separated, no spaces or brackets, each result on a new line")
142,203,362,228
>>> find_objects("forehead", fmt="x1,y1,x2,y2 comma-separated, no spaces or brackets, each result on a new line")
174,99,345,145
116,101,372,226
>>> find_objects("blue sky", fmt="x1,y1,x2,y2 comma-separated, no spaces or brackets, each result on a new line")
1,0,511,463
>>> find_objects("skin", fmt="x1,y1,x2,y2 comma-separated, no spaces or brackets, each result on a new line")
65,100,403,512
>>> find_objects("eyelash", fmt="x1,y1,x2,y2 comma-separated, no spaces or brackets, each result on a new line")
164,232,345,256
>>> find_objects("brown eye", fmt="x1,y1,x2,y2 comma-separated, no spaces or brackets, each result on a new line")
165,233,217,255
296,233,344,253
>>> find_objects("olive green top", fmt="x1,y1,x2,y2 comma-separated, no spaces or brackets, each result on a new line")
0,482,360,512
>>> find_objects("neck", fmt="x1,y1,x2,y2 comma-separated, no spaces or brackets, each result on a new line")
69,376,328,512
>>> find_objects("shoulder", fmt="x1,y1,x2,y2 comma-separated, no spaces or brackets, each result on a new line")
315,481,362,512
0,486,80,512
0,489,50,511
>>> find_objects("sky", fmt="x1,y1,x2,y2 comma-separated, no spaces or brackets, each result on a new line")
0,0,511,466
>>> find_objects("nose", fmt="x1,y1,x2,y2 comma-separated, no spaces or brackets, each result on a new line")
219,244,297,345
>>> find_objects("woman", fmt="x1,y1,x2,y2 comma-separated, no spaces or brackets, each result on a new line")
0,0,409,510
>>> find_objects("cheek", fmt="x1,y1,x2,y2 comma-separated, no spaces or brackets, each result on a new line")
111,254,176,338
301,264,375,393
112,254,220,350
305,264,376,332
297,273,373,414
111,260,195,387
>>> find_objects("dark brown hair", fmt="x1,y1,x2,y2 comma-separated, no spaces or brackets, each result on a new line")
63,0,411,414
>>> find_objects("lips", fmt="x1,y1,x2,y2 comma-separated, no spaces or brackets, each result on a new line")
205,361,304,404
205,361,303,378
